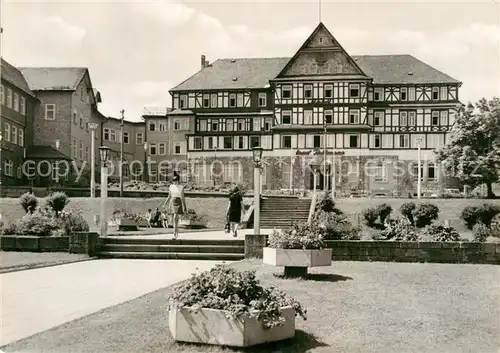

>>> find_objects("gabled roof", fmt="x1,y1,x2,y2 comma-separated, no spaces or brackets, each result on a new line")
26,146,72,160
275,22,368,79
18,67,88,91
170,57,290,92
352,55,461,84
1,58,36,97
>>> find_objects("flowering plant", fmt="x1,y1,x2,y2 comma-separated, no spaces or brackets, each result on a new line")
181,208,207,222
169,265,306,329
268,222,325,250
111,208,145,223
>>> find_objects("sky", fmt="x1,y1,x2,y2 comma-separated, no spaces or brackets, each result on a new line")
1,0,499,122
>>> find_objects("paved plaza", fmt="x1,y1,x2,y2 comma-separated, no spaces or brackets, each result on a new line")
0,258,225,346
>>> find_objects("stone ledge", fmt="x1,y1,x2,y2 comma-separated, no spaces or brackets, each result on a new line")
1,236,69,252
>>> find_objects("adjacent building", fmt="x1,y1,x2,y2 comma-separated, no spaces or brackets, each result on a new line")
162,22,461,195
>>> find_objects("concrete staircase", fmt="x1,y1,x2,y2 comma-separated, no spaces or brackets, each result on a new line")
259,197,312,229
98,237,245,260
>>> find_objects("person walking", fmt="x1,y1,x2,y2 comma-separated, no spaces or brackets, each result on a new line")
163,174,187,239
226,185,244,237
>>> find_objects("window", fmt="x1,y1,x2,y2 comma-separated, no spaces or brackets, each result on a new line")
313,135,321,148
45,104,56,120
174,120,181,130
399,111,408,126
11,126,17,144
282,111,291,124
440,87,448,100
6,88,12,108
123,132,129,144
79,116,84,129
179,95,187,109
199,120,207,131
237,119,245,131
282,135,292,149
408,111,416,126
264,118,272,131
440,111,448,126
229,94,236,107
432,87,439,100
324,84,333,98
374,163,386,182
349,84,360,98
72,139,77,157
18,129,24,147
413,163,424,182
304,84,313,98
398,134,410,148
193,137,202,150
237,93,244,107
149,143,157,155
304,110,313,124
85,146,89,161
374,111,384,126
324,110,333,124
0,84,4,105
202,94,210,108
158,123,166,131
374,88,383,101
4,122,10,141
73,109,78,124
428,164,437,181
79,141,83,159
349,109,360,124
431,111,440,126
159,142,166,155
400,87,407,101
374,134,381,148
258,93,267,107
85,122,89,132
253,118,261,131
136,133,143,145
237,136,244,149
149,122,156,131
211,120,219,131
249,136,260,148
13,93,19,111
174,142,182,154
282,85,292,99
110,129,116,142
4,160,13,176
211,94,217,108
181,119,189,130
349,135,359,148
207,136,214,149
223,136,233,149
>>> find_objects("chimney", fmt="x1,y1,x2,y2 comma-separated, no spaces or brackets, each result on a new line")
201,55,206,70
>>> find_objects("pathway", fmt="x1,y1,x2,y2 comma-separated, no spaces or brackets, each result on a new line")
0,259,224,346
106,228,277,240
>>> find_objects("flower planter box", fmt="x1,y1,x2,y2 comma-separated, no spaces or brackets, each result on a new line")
115,218,139,231
179,219,207,229
168,306,295,347
263,247,332,267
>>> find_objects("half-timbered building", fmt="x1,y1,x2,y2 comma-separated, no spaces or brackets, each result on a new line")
167,22,461,196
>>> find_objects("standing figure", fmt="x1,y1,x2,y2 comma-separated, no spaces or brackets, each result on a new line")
163,174,187,239
226,185,244,237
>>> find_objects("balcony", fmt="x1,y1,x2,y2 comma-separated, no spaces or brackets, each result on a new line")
143,107,170,116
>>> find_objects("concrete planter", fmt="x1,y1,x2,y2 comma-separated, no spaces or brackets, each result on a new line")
263,247,332,267
168,306,295,347
115,218,139,231
0,236,69,252
179,219,207,229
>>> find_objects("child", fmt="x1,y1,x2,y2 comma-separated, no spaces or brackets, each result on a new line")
161,211,169,228
146,209,153,228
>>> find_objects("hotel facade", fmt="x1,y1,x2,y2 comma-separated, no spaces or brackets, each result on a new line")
153,22,462,196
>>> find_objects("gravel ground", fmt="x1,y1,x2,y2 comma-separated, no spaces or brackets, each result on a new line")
2,260,499,353
0,252,92,273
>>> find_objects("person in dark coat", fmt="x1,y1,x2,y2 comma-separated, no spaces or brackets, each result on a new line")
226,185,244,237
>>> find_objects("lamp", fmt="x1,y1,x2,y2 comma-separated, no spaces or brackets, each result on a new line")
252,147,263,165
99,146,111,164
143,142,148,151
88,123,99,198
55,139,60,150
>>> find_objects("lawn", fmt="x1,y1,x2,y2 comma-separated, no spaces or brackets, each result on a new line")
3,260,499,353
0,252,92,273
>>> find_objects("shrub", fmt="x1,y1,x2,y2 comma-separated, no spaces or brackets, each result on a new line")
362,208,379,228
472,223,490,243
182,209,207,222
169,265,306,329
58,211,90,234
268,222,324,250
16,212,57,237
376,203,393,225
315,192,343,215
380,217,419,241
400,202,416,226
111,208,145,223
20,192,38,214
313,210,361,240
362,203,392,229
0,221,18,235
420,224,461,242
460,204,500,230
413,203,440,228
46,192,69,216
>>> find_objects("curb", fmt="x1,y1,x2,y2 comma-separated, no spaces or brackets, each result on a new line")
0,257,98,274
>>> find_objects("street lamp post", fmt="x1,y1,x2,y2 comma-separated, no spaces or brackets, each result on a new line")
88,123,98,198
252,147,263,236
323,122,327,191
54,140,60,185
143,142,148,182
99,146,110,237
119,110,125,197
213,145,218,187
0,131,3,199
417,137,422,199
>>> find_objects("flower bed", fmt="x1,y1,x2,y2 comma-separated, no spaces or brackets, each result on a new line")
1,235,70,252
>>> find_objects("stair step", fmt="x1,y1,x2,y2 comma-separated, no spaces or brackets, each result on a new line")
103,238,243,246
98,252,244,261
100,244,244,253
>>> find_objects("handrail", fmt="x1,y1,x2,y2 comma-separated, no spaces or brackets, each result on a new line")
241,203,255,229
307,191,318,224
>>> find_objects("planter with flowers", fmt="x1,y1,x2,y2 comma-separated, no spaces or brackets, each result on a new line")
263,222,332,277
168,265,306,347
179,208,207,229
111,209,145,231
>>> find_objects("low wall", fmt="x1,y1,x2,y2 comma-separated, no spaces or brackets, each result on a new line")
1,236,70,252
325,241,500,265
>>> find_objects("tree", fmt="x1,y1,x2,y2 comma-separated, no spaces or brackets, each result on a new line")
436,97,500,198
